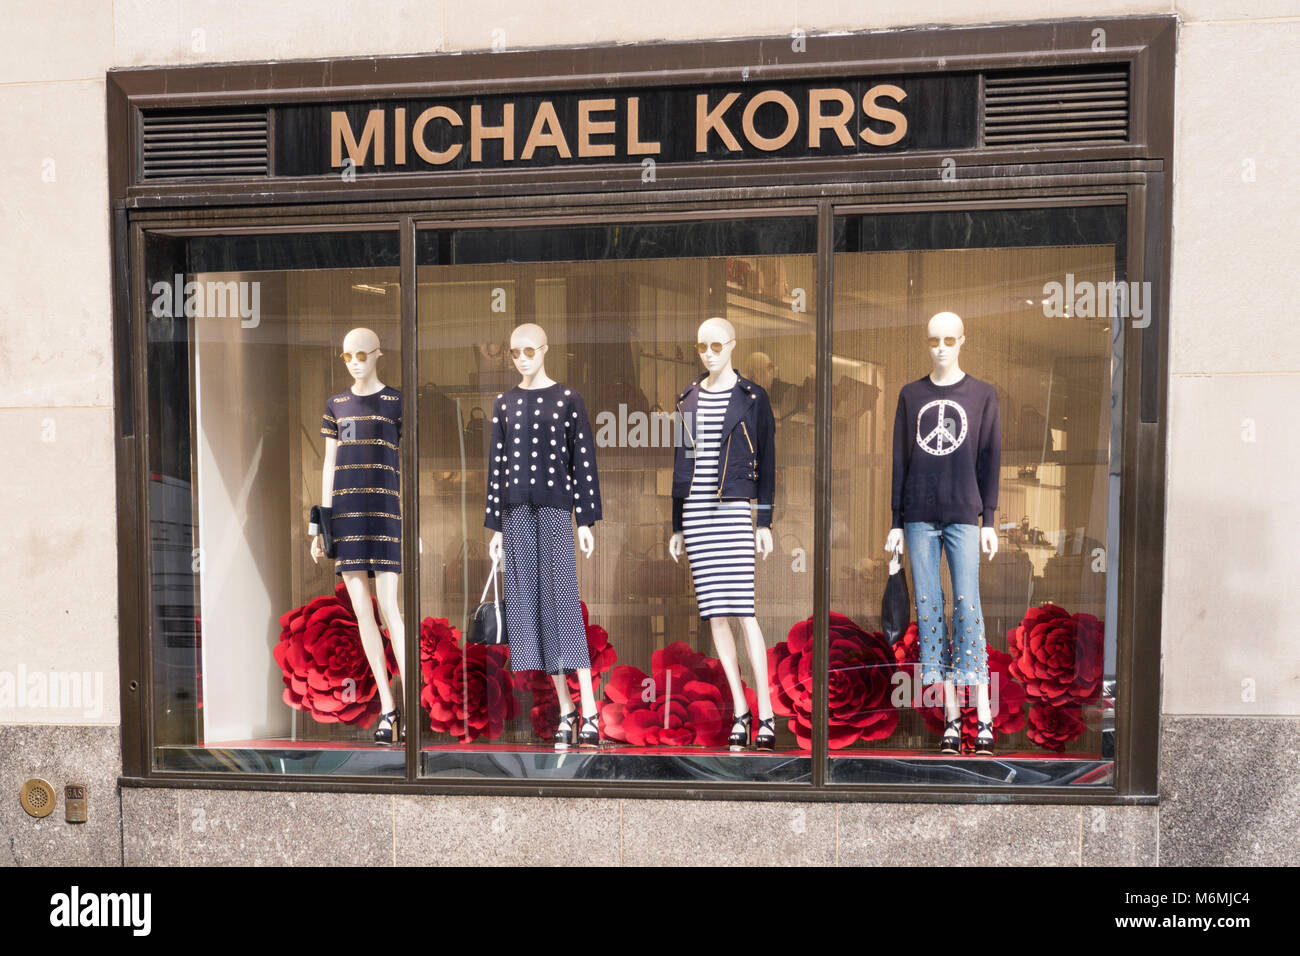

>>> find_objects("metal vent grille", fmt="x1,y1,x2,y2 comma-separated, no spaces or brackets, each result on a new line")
983,67,1129,146
141,108,269,180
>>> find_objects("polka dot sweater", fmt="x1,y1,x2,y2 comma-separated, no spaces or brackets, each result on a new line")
484,383,603,531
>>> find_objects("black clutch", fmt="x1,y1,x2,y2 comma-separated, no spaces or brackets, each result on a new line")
467,558,507,645
309,505,335,558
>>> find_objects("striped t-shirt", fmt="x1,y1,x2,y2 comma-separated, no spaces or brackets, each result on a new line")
688,386,732,497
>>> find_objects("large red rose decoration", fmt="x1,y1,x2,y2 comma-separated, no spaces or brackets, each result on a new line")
600,641,757,747
769,612,899,750
1007,604,1104,707
273,581,399,728
1025,702,1087,752
420,616,518,743
520,602,618,739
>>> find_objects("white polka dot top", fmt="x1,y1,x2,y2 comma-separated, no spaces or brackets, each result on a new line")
484,382,603,532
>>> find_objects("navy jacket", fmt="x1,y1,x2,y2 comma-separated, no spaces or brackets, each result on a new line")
671,373,775,531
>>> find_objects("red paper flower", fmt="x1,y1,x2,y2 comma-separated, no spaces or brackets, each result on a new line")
1007,604,1104,707
419,616,518,743
600,641,756,747
519,601,618,739
272,582,399,728
769,612,899,750
1025,702,1087,752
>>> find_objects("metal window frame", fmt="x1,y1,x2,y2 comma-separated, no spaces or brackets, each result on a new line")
110,15,1174,804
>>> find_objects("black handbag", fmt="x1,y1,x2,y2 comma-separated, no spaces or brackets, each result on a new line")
467,558,507,646
881,553,911,644
464,406,487,454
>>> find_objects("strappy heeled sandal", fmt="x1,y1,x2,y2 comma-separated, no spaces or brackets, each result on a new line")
728,711,753,751
578,713,600,749
554,708,578,750
755,716,776,751
974,720,995,756
939,716,962,754
374,709,401,745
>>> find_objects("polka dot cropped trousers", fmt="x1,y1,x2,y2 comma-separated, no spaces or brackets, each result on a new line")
502,504,590,675
903,521,989,686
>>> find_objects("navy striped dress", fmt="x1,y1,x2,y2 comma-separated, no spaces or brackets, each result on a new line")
681,385,757,619
321,386,402,576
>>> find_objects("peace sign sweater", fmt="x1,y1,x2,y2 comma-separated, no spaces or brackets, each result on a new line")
890,373,1001,529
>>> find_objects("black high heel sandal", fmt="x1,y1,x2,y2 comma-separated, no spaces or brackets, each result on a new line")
374,709,401,745
578,713,600,749
554,708,578,750
728,712,753,751
939,716,962,754
974,720,995,756
755,716,776,751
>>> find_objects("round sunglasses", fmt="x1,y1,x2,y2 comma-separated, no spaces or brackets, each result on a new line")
696,338,735,354
340,349,379,363
927,336,960,348
510,345,546,359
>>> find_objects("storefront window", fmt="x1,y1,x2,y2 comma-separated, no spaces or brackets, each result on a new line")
415,216,817,781
825,205,1124,785
145,229,405,775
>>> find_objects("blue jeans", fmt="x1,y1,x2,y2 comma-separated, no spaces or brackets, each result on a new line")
904,522,989,687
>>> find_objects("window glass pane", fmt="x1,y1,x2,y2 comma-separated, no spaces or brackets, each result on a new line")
145,229,407,775
828,205,1124,786
416,216,817,782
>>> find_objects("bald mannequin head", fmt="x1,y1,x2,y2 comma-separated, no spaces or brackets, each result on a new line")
743,350,775,390
341,327,383,383
696,316,737,378
509,322,551,381
925,311,966,377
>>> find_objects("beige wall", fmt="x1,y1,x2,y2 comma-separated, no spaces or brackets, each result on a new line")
2,1,1298,731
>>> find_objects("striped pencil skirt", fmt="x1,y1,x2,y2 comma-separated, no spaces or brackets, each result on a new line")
681,498,756,619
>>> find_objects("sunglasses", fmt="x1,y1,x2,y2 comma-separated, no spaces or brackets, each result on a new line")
340,349,378,363
696,339,735,354
510,345,545,359
927,336,960,348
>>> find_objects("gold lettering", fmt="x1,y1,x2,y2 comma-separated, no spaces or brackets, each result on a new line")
808,88,854,148
577,98,617,157
626,96,661,155
521,101,573,160
394,107,407,165
471,103,515,163
696,92,742,153
331,109,384,167
861,84,907,147
412,106,463,165
741,89,799,151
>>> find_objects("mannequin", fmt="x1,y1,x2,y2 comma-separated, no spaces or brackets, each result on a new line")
884,311,1001,755
486,323,603,750
311,327,408,744
669,317,778,751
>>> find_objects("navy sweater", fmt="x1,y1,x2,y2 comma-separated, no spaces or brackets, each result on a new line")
484,383,603,531
890,373,1001,528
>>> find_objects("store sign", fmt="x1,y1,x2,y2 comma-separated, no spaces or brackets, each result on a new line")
274,73,977,175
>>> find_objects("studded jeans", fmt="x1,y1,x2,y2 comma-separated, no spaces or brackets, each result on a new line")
904,521,989,687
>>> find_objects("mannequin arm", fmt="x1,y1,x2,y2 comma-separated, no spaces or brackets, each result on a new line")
981,525,999,560
885,527,905,555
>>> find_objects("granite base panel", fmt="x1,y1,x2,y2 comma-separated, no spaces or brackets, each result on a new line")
6,716,1300,865
0,724,122,866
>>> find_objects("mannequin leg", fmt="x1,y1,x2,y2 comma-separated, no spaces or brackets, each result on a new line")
551,668,597,717
709,617,749,718
738,616,773,720
373,571,406,685
341,571,396,714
